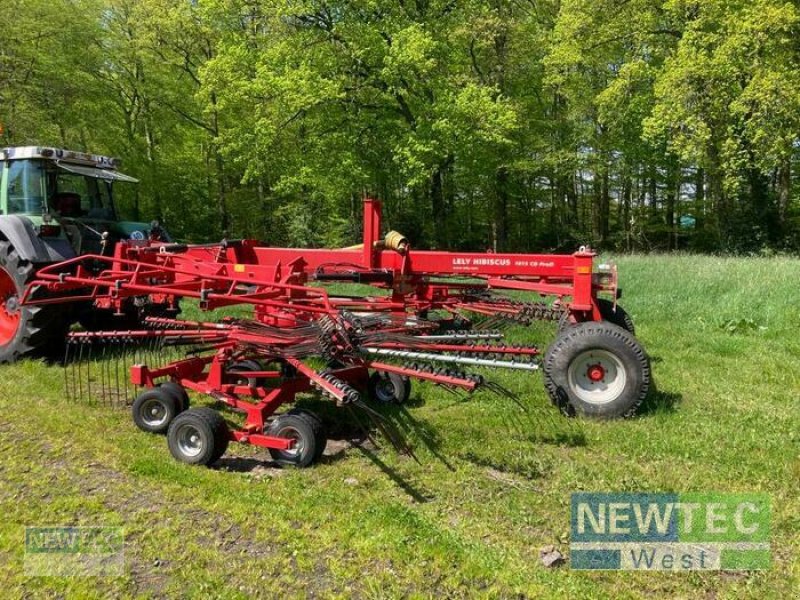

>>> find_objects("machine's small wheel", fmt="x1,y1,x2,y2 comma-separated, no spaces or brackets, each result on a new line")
167,407,229,466
227,359,264,387
158,381,190,412
543,322,650,419
367,371,411,404
288,408,327,460
266,414,320,468
132,389,180,434
558,299,635,334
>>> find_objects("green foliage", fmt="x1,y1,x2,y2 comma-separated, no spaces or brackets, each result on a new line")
0,0,798,252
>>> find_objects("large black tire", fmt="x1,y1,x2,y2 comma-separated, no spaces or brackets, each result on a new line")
167,407,230,466
367,371,411,404
543,322,650,419
266,413,322,468
157,381,190,412
0,241,70,362
597,299,635,334
558,298,635,335
287,408,327,460
132,388,181,434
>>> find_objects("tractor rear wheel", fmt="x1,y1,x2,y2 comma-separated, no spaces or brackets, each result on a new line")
0,241,70,363
543,322,650,419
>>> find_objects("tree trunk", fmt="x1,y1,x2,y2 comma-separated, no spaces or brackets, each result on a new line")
493,166,510,251
430,157,453,248
777,158,791,229
665,160,680,250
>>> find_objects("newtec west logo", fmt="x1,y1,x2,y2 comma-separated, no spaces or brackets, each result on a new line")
25,526,124,576
570,493,770,570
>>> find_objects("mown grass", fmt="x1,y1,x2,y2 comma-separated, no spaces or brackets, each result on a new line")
0,254,798,598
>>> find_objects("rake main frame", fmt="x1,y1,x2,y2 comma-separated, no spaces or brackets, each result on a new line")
23,199,645,467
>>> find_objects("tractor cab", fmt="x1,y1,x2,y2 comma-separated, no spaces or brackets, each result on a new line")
0,146,162,256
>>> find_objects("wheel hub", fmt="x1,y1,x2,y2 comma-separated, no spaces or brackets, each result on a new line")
141,399,168,426
275,426,303,457
587,364,606,382
378,379,395,399
567,349,627,405
177,424,204,457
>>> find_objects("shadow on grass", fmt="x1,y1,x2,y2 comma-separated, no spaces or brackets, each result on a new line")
459,450,548,481
356,445,430,503
637,383,682,416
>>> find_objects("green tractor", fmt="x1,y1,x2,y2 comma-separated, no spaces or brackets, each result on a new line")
0,146,171,362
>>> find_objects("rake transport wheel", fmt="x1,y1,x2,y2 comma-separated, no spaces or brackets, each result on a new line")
132,388,182,434
158,381,190,412
287,408,327,460
0,241,69,362
167,407,230,466
543,322,650,419
226,359,265,387
558,298,635,335
368,371,411,404
267,413,323,468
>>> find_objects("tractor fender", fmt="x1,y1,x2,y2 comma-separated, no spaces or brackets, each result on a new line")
0,216,76,263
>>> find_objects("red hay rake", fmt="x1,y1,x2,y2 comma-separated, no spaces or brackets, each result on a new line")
23,199,650,468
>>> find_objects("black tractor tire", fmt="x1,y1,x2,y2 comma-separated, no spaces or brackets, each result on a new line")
158,381,190,412
367,371,411,404
132,388,181,434
167,407,230,466
0,241,70,363
266,413,322,468
543,322,650,419
287,408,327,460
558,298,635,335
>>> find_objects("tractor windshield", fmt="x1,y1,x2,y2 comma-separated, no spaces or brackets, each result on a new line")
49,168,116,220
4,158,136,220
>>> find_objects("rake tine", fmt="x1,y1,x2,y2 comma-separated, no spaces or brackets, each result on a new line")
76,339,85,401
345,404,375,448
86,339,94,404
352,399,417,461
100,342,108,406
63,339,73,401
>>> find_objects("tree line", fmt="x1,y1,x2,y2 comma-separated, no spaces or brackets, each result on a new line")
1,0,799,253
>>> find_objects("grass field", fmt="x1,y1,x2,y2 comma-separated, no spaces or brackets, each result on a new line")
0,255,798,598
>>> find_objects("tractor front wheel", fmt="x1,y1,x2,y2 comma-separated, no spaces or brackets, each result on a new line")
543,322,650,419
0,241,69,363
